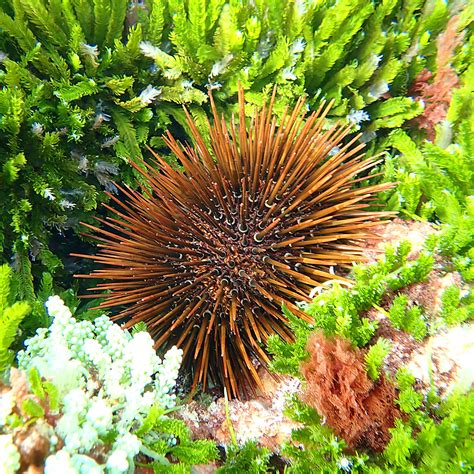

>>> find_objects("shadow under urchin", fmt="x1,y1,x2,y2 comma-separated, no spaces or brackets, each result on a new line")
73,88,393,398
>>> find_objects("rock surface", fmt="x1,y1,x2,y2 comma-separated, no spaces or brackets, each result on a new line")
178,372,301,451
407,323,474,395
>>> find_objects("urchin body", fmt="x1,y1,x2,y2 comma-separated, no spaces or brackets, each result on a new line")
75,89,392,398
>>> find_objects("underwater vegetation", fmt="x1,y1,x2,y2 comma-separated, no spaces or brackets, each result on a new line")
301,332,400,452
0,0,473,472
1,0,464,283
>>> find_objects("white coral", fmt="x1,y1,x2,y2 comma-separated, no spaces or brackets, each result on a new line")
0,435,20,474
16,296,183,473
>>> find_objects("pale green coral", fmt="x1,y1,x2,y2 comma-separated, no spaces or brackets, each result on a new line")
0,434,20,474
10,295,183,473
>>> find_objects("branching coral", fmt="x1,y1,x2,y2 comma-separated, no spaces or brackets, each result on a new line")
301,332,400,451
0,295,183,473
75,88,393,398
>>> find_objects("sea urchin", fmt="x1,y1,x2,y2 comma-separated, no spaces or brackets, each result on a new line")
74,88,392,398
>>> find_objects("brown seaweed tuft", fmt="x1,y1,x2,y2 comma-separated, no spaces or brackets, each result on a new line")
301,332,400,451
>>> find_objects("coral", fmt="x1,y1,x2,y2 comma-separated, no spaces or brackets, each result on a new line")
301,332,400,451
75,88,392,398
0,434,20,473
0,295,184,473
